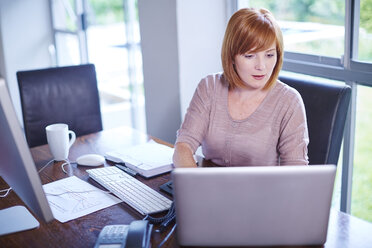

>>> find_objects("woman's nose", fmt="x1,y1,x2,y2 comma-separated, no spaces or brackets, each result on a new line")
255,57,266,70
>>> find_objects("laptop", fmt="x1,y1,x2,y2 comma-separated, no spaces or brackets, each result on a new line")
172,165,336,247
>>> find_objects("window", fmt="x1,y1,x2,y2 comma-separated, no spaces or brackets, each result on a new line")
238,0,345,57
55,32,81,65
237,0,372,222
50,0,146,132
358,0,372,62
51,0,78,31
353,85,372,222
50,0,84,65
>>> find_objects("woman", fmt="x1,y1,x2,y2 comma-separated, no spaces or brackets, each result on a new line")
173,8,309,168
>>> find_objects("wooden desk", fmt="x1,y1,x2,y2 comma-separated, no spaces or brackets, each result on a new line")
0,126,174,248
1,126,372,248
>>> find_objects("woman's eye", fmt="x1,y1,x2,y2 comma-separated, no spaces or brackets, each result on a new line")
266,53,275,58
244,54,254,58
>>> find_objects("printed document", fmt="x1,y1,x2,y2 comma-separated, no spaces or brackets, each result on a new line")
106,140,174,178
43,176,122,223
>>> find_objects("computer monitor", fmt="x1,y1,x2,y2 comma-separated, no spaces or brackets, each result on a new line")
0,78,54,235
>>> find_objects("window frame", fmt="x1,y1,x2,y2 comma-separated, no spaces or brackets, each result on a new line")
49,0,89,65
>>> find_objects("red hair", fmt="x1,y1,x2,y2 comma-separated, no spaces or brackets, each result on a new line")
221,8,283,90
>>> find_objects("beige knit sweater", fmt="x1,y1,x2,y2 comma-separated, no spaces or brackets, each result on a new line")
176,73,309,166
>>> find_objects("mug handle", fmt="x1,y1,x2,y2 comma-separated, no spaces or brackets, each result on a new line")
68,130,76,148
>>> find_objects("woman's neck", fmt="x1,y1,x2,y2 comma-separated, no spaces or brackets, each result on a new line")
228,86,270,120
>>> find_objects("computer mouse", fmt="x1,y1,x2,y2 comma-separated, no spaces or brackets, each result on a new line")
76,154,105,167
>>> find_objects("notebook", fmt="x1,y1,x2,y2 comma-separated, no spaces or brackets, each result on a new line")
105,141,174,178
172,165,336,247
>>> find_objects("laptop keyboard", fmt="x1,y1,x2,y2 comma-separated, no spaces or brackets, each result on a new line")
87,166,172,215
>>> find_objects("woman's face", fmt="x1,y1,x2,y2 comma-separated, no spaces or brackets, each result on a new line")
233,43,277,90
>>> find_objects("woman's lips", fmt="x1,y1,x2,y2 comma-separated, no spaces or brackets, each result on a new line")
252,75,265,80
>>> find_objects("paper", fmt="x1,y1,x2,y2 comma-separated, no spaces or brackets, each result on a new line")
43,176,122,223
106,140,174,178
122,142,173,167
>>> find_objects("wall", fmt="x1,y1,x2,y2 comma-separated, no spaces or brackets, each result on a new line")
177,0,227,118
138,0,228,143
0,0,53,123
138,0,181,144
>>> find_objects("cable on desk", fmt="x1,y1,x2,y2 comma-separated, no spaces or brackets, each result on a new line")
144,202,176,230
1,156,54,197
158,223,177,248
2,159,79,198
1,156,54,198
61,159,72,174
144,202,177,247
38,159,55,173
38,159,73,175
0,187,12,197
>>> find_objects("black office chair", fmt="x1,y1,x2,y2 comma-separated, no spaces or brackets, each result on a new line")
17,64,103,148
279,75,351,165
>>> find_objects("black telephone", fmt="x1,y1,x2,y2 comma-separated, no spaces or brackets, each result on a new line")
94,220,153,248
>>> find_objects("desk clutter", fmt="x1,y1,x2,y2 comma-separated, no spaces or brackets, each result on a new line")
105,140,174,178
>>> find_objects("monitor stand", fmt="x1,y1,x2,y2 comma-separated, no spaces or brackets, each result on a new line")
0,205,39,236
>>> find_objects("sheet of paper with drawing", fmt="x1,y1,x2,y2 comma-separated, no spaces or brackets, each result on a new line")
43,176,122,223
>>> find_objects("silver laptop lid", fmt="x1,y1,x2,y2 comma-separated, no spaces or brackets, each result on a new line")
172,165,336,247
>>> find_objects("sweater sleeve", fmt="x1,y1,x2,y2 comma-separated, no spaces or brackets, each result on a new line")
175,76,215,153
278,90,309,165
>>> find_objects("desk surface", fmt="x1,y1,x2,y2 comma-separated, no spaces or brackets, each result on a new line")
1,126,372,248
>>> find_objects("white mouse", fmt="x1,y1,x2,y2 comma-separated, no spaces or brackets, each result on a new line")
76,154,105,167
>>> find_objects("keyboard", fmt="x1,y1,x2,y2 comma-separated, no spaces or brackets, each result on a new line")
87,166,172,215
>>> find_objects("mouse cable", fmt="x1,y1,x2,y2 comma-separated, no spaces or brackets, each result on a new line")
1,158,63,198
37,159,55,173
61,159,72,174
38,159,74,175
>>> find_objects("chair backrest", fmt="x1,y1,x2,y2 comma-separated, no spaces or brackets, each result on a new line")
279,75,351,165
17,64,103,148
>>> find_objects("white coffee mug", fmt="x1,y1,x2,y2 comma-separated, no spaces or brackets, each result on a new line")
46,123,76,161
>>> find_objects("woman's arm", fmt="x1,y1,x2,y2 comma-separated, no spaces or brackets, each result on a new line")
173,75,217,167
173,142,197,168
278,93,309,166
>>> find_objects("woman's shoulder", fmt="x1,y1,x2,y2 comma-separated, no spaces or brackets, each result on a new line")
274,80,303,103
197,72,228,94
199,72,227,87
